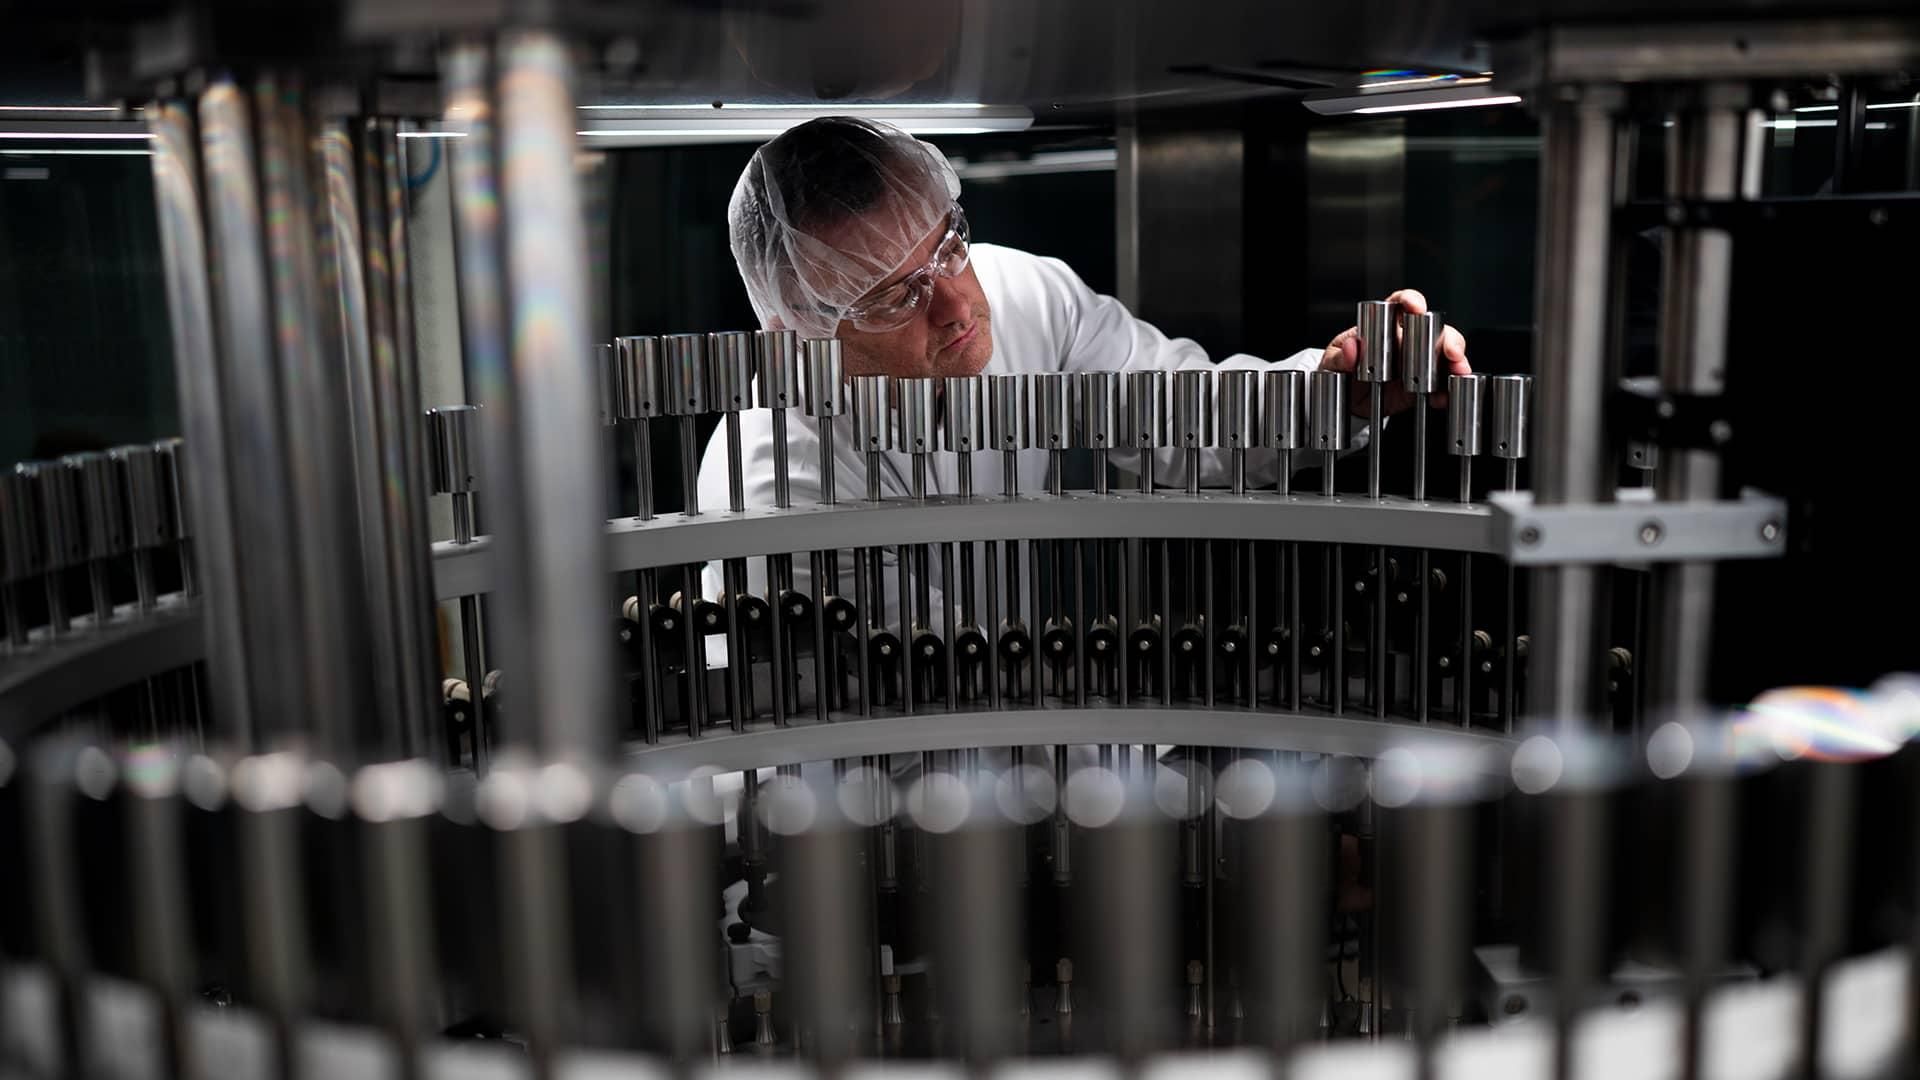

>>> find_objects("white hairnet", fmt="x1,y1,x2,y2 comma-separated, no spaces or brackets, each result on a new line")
728,117,961,338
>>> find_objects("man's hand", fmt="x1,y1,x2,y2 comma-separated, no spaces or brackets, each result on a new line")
1318,288,1472,417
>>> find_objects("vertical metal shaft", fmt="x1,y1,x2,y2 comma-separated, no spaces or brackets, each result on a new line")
445,36,611,760
1528,87,1622,729
147,101,250,737
1645,88,1747,716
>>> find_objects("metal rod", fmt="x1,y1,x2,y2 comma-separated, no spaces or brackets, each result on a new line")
1528,87,1621,728
1374,547,1387,719
772,409,791,510
148,99,251,739
1368,383,1384,500
854,548,873,719
684,565,707,737
811,551,830,724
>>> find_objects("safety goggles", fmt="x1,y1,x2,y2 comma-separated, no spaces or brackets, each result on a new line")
841,206,971,333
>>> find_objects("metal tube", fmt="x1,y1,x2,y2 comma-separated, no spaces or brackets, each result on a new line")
197,78,316,744
148,102,247,734
615,335,663,520
461,31,612,759
1645,90,1745,715
1173,370,1212,496
1528,89,1621,729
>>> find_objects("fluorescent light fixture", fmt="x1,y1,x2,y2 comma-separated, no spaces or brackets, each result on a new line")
1795,101,1919,113
1353,94,1523,115
1764,119,1891,130
1305,81,1520,117
949,149,1116,181
396,131,467,139
579,101,994,111
0,105,122,113
0,148,153,156
572,105,1032,146
0,131,151,140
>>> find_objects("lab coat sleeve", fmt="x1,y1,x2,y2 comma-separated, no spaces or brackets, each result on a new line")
1027,252,1376,488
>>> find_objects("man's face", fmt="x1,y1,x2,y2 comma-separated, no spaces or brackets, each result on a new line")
828,211,993,380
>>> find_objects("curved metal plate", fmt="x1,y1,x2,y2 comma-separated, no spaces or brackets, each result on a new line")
0,598,204,741
622,705,1517,778
432,491,1497,599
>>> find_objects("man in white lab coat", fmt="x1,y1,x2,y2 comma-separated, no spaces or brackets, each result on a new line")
695,116,1472,623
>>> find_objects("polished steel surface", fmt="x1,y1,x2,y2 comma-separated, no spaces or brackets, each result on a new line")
431,493,1501,599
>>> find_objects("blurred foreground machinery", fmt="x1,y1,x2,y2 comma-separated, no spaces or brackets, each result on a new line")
1,2,1918,1079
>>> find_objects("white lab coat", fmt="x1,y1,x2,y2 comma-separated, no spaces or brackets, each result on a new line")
694,243,1371,651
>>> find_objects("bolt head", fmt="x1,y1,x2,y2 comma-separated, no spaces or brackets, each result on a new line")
1518,525,1542,546
1760,520,1780,542
1638,521,1663,545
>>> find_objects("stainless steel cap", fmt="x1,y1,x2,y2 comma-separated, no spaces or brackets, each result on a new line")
1078,371,1121,450
1487,374,1531,460
1261,369,1307,451
1216,370,1258,449
661,333,708,416
802,338,845,418
430,405,481,493
66,452,128,560
0,468,39,581
153,438,189,541
1447,373,1484,457
851,375,895,451
706,331,754,413
21,461,84,571
1355,300,1396,384
941,376,986,453
596,343,618,426
1172,369,1215,449
896,377,938,453
615,335,664,420
1402,311,1442,395
753,330,801,410
986,374,1030,450
1121,370,1169,449
1032,373,1073,449
109,444,165,551
1307,369,1350,452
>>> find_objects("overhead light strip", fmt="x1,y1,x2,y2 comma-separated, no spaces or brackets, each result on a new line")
0,131,152,140
1352,95,1523,115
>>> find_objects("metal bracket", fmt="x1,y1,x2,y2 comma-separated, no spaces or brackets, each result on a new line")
1490,489,1787,565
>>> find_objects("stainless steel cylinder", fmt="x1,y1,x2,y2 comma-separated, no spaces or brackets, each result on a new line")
153,438,189,542
851,374,894,451
67,453,127,562
431,405,481,494
1261,369,1307,450
1032,373,1073,449
986,373,1030,450
1172,369,1215,449
1217,370,1258,449
1487,374,1532,460
0,469,38,583
662,333,708,415
1448,374,1485,456
1355,300,1396,384
596,343,618,426
803,338,845,417
1078,371,1121,450
22,463,84,572
1122,370,1169,448
897,377,938,453
616,335,664,420
1402,311,1443,395
707,331,754,412
110,445,165,551
1307,370,1350,452
942,376,985,452
754,330,801,410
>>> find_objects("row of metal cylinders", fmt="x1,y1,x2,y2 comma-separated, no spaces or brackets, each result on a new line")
0,439,194,649
422,327,1533,505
